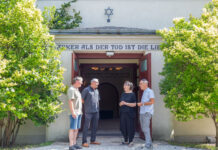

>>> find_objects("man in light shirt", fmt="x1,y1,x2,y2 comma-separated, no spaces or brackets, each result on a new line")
137,79,155,149
67,76,83,150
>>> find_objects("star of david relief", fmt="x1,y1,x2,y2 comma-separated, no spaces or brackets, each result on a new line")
104,7,113,23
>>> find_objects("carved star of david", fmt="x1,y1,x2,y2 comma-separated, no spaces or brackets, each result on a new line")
105,7,113,23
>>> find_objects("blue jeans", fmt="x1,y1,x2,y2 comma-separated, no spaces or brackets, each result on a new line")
140,113,152,147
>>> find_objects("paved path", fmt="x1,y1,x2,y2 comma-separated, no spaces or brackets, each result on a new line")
28,136,205,150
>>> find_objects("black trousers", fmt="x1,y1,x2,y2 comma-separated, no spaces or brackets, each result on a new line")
82,112,99,143
120,112,135,143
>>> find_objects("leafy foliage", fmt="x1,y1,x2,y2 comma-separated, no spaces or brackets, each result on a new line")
42,0,82,29
0,0,65,146
157,0,218,146
158,0,217,122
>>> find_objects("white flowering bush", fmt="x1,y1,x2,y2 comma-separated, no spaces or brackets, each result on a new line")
158,0,218,146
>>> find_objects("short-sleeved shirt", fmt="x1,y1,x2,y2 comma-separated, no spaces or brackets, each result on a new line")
140,88,155,115
120,92,137,118
67,86,83,115
82,86,100,113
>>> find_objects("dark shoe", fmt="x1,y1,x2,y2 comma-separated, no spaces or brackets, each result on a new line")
69,145,75,150
145,145,153,150
90,141,101,145
74,144,82,149
122,141,128,145
82,143,89,147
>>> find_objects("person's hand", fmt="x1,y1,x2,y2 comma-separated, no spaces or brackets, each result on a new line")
72,113,77,119
119,101,125,106
122,101,127,105
137,102,143,107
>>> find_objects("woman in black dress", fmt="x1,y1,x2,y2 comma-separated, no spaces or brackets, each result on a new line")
119,81,137,147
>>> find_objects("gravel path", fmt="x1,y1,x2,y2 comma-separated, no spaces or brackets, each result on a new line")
28,136,205,150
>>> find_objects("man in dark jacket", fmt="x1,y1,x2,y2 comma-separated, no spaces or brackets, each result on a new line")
81,78,101,147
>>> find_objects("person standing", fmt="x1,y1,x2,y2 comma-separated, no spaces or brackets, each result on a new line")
67,76,83,150
119,81,137,147
137,79,155,149
82,78,101,147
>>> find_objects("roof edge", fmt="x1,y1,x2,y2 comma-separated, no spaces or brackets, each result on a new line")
49,26,157,35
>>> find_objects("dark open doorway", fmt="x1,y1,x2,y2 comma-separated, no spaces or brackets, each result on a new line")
98,82,119,120
80,64,138,134
73,52,152,138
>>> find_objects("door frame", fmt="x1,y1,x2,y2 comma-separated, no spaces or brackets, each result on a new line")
71,52,152,137
138,53,152,139
76,53,144,59
79,63,138,130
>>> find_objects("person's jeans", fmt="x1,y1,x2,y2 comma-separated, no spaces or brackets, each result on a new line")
69,114,82,130
140,112,152,147
82,112,99,143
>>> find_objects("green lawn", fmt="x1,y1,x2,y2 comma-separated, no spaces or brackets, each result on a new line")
169,142,217,150
0,141,53,150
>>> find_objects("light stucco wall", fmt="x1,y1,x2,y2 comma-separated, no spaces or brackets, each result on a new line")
15,34,216,143
45,35,174,141
149,50,173,140
10,0,215,145
46,50,72,141
15,120,46,144
173,118,216,142
36,0,210,30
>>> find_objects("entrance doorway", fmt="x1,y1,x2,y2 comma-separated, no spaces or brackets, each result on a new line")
98,82,119,120
80,64,137,134
72,52,152,138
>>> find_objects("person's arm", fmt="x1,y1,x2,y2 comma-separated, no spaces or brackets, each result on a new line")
123,93,137,107
98,89,101,101
67,88,77,118
138,98,154,106
119,93,125,106
138,90,155,106
68,100,77,118
124,102,136,107
119,102,124,106
81,88,88,104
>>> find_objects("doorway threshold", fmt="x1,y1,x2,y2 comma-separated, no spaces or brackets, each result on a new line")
79,131,140,137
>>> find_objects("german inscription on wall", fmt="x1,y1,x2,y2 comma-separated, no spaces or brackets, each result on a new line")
57,43,160,51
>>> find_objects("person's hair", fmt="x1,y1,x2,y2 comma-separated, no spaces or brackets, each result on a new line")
72,76,83,84
124,81,134,91
140,79,148,84
91,78,99,83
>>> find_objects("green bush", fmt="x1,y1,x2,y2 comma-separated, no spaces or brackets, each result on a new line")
158,0,217,147
42,0,82,29
0,0,65,147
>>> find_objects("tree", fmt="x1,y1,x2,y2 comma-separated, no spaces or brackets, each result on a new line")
0,0,65,147
42,0,82,29
157,0,218,147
